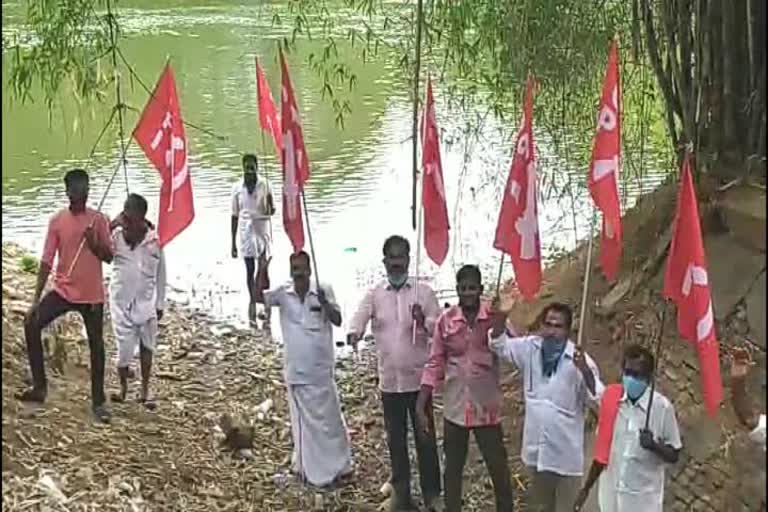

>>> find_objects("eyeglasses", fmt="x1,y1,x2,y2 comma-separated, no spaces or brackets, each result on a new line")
543,320,565,328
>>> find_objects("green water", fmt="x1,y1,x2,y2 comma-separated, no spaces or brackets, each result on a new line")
2,1,670,331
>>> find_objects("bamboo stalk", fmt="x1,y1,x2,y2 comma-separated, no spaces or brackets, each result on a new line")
411,0,424,231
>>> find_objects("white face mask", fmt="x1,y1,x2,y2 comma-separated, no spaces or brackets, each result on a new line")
387,272,408,288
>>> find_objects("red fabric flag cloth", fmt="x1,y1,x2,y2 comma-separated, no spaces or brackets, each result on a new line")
420,76,450,265
587,40,623,282
493,76,541,301
133,63,194,247
256,56,283,155
279,48,310,253
593,383,624,464
663,154,723,417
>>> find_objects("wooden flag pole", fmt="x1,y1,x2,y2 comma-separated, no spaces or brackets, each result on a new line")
576,209,597,348
301,189,321,291
644,302,669,430
411,182,424,345
494,253,505,299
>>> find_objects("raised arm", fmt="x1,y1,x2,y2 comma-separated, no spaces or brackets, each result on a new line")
488,330,531,369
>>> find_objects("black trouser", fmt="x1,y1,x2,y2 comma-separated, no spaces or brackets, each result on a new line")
244,256,256,302
443,419,514,512
24,290,106,407
381,391,441,505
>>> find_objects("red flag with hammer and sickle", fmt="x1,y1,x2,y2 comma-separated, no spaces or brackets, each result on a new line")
493,75,541,301
421,76,449,265
133,63,194,247
663,154,722,417
279,48,309,253
587,40,623,281
256,56,283,156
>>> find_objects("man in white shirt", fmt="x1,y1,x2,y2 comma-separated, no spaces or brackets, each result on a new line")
575,343,682,512
264,251,353,487
109,193,166,409
488,302,603,512
231,153,275,324
730,346,766,450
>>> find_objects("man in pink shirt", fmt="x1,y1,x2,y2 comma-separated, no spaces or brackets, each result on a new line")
19,169,114,423
416,264,513,512
348,235,442,511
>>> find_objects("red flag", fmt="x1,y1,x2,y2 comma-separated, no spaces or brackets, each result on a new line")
493,76,541,300
279,48,309,253
663,154,722,417
133,63,194,247
256,56,283,155
421,77,449,265
588,40,623,281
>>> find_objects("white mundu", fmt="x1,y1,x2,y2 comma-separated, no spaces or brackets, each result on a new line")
231,181,271,258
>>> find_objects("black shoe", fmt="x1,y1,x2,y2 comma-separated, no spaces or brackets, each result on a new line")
92,404,112,423
17,387,46,403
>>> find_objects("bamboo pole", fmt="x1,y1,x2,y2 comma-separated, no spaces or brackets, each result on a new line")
411,0,424,230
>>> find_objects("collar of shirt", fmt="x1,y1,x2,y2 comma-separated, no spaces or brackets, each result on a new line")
530,336,576,359
620,386,652,412
443,301,491,334
286,281,319,298
384,279,413,292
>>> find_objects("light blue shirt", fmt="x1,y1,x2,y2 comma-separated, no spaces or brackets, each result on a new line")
489,332,604,476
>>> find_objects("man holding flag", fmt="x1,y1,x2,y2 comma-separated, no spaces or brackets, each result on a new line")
574,344,682,512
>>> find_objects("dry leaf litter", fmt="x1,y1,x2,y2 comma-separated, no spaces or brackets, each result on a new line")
2,243,534,511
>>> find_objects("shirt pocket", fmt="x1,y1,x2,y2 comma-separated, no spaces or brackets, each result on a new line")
304,304,325,331
548,366,580,417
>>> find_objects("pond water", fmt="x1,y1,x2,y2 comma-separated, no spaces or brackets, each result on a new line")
2,1,670,344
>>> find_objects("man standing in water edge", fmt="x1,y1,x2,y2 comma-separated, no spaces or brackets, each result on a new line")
231,153,275,325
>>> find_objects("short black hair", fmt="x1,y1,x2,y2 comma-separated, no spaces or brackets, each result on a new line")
64,169,89,187
622,343,655,376
382,235,410,257
124,193,148,217
456,264,482,285
542,302,573,330
290,250,311,266
242,153,258,168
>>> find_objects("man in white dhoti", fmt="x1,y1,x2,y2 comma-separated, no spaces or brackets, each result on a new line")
109,194,166,410
231,153,275,324
263,251,353,487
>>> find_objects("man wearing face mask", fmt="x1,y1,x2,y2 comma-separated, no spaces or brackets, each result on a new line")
264,251,353,487
231,153,275,324
348,235,442,511
18,169,114,423
574,344,682,512
488,302,603,512
417,265,514,512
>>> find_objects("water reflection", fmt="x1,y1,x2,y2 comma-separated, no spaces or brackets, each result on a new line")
2,2,669,345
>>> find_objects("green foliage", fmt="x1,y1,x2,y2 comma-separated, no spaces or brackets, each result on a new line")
20,254,38,274
7,0,114,110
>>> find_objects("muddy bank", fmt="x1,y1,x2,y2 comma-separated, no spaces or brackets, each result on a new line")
499,179,766,511
1,242,533,511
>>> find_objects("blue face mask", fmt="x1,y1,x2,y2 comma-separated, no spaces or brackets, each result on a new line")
622,374,649,401
541,335,567,377
388,272,408,289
